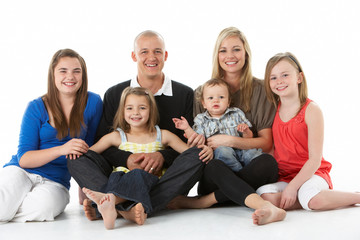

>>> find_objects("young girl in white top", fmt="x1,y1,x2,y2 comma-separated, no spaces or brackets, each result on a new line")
82,87,212,229
255,52,360,218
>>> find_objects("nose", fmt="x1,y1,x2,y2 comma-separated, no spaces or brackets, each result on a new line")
66,72,74,80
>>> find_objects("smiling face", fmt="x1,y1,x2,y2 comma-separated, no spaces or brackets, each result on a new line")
124,94,150,130
202,84,230,118
218,36,246,77
54,57,82,97
131,35,168,80
269,60,303,99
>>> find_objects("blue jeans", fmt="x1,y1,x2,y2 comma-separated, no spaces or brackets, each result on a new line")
214,146,262,172
104,169,158,214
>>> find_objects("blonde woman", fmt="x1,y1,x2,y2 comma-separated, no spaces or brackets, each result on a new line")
170,27,285,225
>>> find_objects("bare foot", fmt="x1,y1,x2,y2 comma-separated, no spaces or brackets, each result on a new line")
119,203,147,225
78,186,88,205
252,203,286,225
83,198,100,221
98,194,118,230
167,194,215,209
82,187,105,205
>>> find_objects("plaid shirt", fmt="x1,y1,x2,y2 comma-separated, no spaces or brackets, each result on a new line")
193,107,252,138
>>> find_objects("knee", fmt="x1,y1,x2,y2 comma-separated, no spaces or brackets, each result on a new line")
307,195,323,210
214,146,234,157
205,160,226,174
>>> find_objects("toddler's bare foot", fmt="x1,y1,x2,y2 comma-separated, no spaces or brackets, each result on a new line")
83,199,100,221
82,187,105,205
252,203,286,225
168,194,215,209
98,194,118,230
119,203,147,225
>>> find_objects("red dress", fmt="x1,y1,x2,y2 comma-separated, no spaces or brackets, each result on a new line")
272,99,333,189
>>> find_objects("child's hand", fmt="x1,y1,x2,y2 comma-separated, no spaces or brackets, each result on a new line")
198,145,213,163
172,116,190,131
237,123,249,132
280,185,298,209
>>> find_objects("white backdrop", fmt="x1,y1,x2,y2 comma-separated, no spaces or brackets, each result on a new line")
1,0,359,190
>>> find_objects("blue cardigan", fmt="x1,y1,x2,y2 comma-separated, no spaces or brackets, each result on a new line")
4,91,102,189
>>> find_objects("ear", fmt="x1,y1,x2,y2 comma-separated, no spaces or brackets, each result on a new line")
201,100,207,109
164,51,168,61
297,72,304,84
131,52,137,62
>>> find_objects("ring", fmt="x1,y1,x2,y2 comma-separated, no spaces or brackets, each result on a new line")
150,167,154,171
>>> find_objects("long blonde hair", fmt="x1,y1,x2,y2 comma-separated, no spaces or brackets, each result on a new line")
43,49,88,140
211,27,253,112
113,87,159,133
264,52,308,109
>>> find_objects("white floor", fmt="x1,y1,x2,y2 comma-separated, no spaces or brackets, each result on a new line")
1,180,360,240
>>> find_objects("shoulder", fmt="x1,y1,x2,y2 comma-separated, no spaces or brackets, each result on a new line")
252,77,265,92
171,80,193,92
105,80,131,97
85,91,103,113
171,80,194,96
305,100,323,120
26,97,46,115
87,91,102,104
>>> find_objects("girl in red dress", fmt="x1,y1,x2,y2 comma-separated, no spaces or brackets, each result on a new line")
256,52,360,212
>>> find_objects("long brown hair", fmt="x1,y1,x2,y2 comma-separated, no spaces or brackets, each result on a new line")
264,52,308,109
211,27,253,112
113,87,159,133
43,49,88,140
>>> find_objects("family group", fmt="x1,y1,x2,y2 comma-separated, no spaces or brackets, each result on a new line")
1,27,359,230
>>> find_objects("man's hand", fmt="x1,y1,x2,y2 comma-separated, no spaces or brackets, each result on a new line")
186,132,205,147
127,152,165,175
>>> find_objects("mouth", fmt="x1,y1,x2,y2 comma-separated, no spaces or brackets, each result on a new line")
146,63,158,67
212,104,220,108
225,61,238,65
63,82,76,86
276,86,288,91
131,116,142,121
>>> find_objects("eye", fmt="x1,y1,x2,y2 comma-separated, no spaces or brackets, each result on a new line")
141,51,148,54
126,107,132,110
233,48,241,52
140,106,147,110
155,50,163,54
208,96,213,100
282,74,289,78
219,96,225,99
270,76,277,81
219,49,226,53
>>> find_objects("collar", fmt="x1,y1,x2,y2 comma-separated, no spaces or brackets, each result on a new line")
203,107,237,119
130,74,173,96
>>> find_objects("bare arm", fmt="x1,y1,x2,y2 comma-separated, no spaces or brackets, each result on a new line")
19,138,89,168
90,131,121,154
207,128,273,153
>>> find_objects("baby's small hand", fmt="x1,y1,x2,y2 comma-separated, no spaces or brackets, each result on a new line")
237,123,249,132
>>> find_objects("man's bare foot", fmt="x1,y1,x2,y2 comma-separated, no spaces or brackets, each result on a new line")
167,194,216,209
119,203,147,225
98,194,118,230
82,187,105,205
252,203,286,225
83,198,100,221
